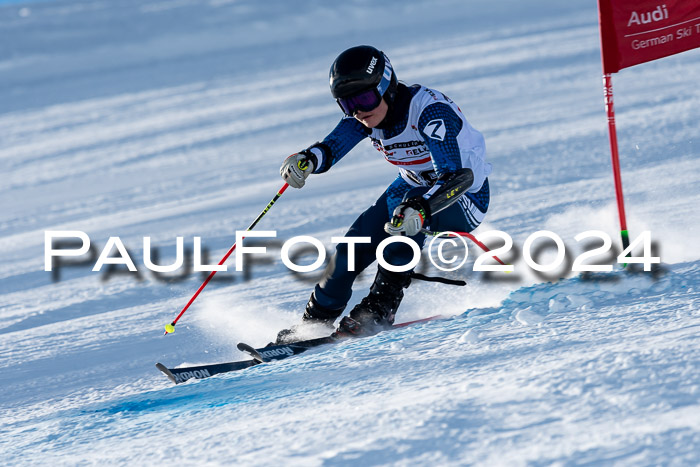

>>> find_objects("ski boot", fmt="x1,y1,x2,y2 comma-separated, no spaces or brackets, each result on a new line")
275,293,344,345
335,267,412,337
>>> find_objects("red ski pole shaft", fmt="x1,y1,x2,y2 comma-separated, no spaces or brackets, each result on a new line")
423,229,507,266
456,231,507,266
164,183,290,335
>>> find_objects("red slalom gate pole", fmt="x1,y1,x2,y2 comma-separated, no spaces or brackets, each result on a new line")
423,229,507,266
603,73,630,252
164,183,290,335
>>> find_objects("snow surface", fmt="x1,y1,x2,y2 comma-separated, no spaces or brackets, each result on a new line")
1,0,699,465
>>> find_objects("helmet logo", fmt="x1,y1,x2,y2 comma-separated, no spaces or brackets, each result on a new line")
366,56,378,74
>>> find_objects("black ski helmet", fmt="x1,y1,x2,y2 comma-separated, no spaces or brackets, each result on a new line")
329,45,398,103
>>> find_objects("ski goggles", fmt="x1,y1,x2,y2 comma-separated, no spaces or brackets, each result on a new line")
336,88,383,116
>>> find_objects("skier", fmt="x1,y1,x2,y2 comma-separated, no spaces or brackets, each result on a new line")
276,45,491,343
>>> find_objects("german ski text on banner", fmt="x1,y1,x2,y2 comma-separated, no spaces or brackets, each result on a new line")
599,0,700,73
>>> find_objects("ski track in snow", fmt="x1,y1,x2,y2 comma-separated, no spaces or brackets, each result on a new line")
0,0,699,465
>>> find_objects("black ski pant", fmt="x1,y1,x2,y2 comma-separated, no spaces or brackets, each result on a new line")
313,178,489,310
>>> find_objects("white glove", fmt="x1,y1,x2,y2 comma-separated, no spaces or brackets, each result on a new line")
384,199,428,236
280,152,315,189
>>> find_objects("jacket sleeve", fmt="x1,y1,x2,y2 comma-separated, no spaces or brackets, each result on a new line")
411,102,476,219
307,117,370,173
417,102,465,177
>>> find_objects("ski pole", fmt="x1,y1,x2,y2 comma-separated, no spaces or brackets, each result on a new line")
164,183,290,335
422,229,508,267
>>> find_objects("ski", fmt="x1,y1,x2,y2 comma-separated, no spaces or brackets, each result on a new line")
156,315,442,384
237,342,266,363
156,359,259,384
238,335,337,362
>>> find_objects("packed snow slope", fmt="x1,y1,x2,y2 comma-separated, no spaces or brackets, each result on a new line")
1,0,699,465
